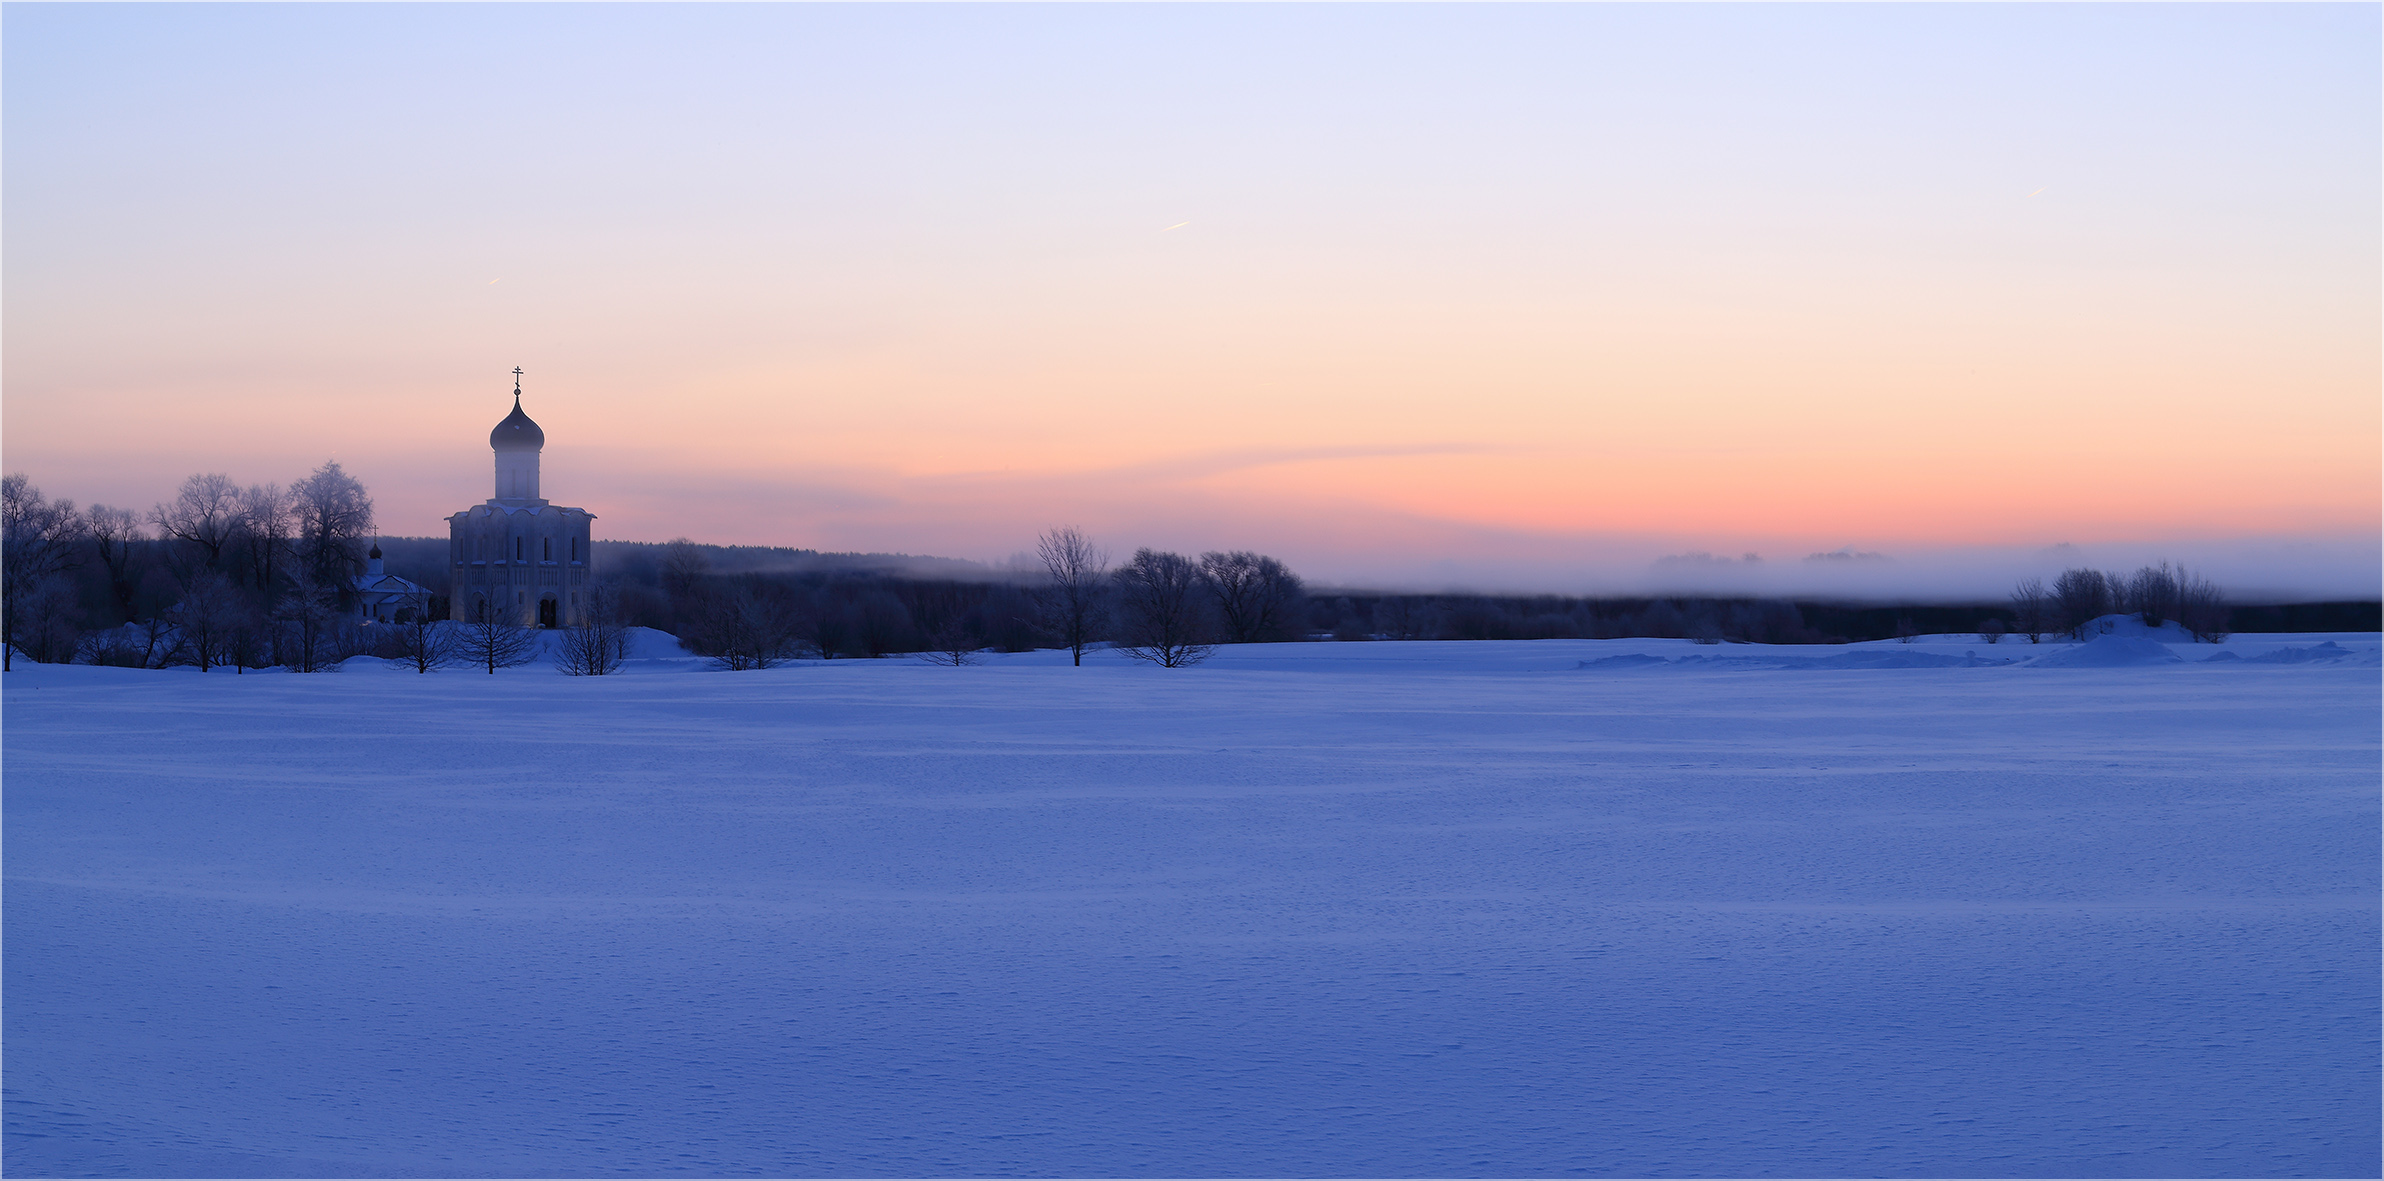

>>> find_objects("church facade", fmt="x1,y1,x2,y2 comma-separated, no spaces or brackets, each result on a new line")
447,377,596,627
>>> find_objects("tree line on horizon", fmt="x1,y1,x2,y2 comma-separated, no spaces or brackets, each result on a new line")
6,470,2360,674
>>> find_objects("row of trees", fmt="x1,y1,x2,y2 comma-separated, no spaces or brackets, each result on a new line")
2006,563,2228,643
3,467,378,671
654,529,1308,669
374,587,632,675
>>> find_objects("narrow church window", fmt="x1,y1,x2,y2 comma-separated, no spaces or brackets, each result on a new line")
515,537,524,562
543,538,552,561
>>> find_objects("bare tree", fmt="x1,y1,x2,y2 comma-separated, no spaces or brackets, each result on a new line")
238,483,294,604
130,569,180,668
164,571,243,672
1977,618,2007,644
554,585,630,676
2009,577,2049,643
688,578,803,670
151,473,242,576
660,538,712,608
2124,563,2182,628
917,618,984,666
802,588,852,660
1035,526,1108,666
1375,595,1435,642
1199,551,1306,644
276,572,347,673
11,576,84,664
77,624,150,668
853,589,915,657
386,591,461,672
290,461,374,599
906,581,982,667
2051,568,2112,639
2178,566,2230,643
1112,548,1215,667
225,601,275,674
82,504,146,624
457,611,539,674
3,474,86,669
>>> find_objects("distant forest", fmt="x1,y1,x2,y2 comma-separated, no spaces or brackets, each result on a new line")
364,535,2379,656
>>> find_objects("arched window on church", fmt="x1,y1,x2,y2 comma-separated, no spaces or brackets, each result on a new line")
543,537,552,561
515,536,523,562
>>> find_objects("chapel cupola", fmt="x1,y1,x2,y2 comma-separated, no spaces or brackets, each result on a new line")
491,367,545,502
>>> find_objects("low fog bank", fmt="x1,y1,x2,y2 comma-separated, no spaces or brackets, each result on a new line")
1307,535,2382,605
363,534,2379,609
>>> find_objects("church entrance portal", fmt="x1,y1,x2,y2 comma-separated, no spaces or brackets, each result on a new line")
539,597,558,629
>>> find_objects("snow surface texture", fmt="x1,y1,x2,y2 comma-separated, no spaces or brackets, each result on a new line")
5,634,2379,1178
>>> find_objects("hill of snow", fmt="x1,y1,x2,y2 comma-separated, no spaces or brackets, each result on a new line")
5,637,2377,1177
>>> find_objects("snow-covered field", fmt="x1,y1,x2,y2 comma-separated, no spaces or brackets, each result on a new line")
6,631,2378,1178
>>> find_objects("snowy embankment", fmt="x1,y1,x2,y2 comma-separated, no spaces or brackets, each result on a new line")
5,633,2378,1177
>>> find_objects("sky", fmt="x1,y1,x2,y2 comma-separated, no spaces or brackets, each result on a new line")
4,3,2377,598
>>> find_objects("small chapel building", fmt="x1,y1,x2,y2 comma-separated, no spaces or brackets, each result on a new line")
447,374,596,628
355,544,432,623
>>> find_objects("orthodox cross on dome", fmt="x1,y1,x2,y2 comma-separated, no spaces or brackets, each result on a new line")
512,367,524,404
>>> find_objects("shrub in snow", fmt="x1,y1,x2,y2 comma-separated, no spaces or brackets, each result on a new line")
457,615,538,674
555,587,631,676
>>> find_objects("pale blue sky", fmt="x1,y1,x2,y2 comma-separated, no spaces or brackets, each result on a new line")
5,4,2376,594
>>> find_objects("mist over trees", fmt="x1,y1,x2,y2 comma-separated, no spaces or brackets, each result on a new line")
8,470,2367,673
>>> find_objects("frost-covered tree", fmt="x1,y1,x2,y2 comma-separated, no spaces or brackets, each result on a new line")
1113,548,1215,667
1035,526,1109,666
290,461,374,600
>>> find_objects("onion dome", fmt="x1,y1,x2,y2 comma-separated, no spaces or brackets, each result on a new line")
491,394,545,452
368,543,383,559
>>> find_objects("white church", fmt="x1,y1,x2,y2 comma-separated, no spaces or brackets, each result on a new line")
445,373,597,627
